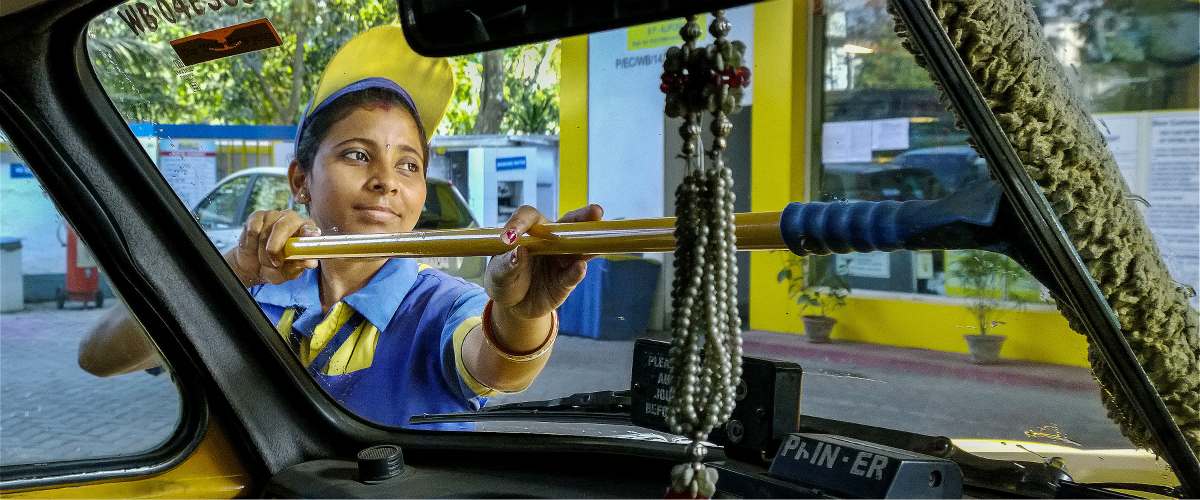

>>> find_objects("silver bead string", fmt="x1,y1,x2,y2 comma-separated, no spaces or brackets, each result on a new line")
661,11,748,498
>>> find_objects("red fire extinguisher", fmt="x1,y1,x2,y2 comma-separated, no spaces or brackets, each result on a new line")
56,225,103,309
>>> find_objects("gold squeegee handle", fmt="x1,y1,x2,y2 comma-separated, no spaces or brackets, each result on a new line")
283,211,786,260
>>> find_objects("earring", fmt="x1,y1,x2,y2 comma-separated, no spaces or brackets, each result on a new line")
297,189,307,202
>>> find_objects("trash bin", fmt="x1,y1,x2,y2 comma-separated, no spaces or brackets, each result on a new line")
557,255,661,340
1,237,23,312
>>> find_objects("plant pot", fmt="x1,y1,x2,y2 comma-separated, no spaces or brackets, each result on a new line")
801,315,838,343
963,334,1007,364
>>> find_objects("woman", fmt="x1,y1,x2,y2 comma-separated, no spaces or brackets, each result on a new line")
80,26,601,430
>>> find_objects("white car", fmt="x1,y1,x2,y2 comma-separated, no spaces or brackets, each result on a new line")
191,166,485,284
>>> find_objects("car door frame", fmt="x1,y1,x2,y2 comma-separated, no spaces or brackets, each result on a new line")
0,0,382,487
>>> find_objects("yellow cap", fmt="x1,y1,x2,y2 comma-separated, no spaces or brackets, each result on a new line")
300,25,453,141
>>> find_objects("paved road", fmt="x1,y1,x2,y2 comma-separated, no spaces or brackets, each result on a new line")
1,301,1129,469
0,302,179,466
495,332,1128,449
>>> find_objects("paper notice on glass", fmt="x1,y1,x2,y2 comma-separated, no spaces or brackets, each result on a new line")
913,251,935,279
1151,112,1199,158
871,118,910,151
1095,113,1141,193
823,121,873,163
158,139,217,209
836,253,890,279
1146,111,1199,308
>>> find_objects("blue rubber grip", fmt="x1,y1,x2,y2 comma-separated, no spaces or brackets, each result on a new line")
779,180,1003,255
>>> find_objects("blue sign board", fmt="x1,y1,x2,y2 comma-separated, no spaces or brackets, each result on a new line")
496,156,527,171
128,122,297,140
9,163,32,178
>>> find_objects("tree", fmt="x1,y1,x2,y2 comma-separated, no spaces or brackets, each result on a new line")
86,2,560,134
473,50,508,134
87,0,395,125
438,53,483,135
502,40,559,134
853,36,935,90
442,42,561,136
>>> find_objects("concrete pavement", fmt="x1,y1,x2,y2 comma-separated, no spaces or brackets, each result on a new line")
504,329,1126,449
738,329,1099,392
735,329,1126,449
0,302,179,466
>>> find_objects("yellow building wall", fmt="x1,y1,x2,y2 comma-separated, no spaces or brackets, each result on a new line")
814,297,1090,367
556,0,1087,368
748,0,809,335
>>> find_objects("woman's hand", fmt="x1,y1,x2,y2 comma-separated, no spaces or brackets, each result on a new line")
483,204,603,351
224,209,321,287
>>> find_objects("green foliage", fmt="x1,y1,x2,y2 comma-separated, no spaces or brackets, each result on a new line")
87,1,558,133
501,41,560,134
948,250,1040,335
853,36,936,90
776,252,852,317
87,0,396,126
438,53,482,135
438,41,561,135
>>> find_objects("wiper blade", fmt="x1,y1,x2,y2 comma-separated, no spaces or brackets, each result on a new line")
415,398,1162,498
1060,480,1183,499
409,390,634,426
483,390,631,413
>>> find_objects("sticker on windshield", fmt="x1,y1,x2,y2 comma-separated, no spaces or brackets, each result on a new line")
171,59,201,92
115,0,257,36
170,18,281,66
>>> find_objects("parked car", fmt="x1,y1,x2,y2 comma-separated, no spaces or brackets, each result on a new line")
820,164,951,202
889,145,989,192
192,167,485,283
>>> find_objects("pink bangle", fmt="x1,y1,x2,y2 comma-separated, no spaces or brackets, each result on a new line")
482,300,558,362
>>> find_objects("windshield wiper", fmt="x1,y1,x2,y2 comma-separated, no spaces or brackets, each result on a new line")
417,400,1154,498
801,415,1071,498
409,390,634,426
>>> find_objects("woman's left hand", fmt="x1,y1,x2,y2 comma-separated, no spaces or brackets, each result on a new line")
485,204,604,322
465,204,603,390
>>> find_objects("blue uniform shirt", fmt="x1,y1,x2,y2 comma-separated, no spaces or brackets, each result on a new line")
250,258,492,430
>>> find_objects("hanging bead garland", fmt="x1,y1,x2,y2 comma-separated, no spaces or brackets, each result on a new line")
660,11,750,499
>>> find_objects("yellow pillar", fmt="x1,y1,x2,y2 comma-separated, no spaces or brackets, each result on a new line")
749,0,811,333
558,35,590,217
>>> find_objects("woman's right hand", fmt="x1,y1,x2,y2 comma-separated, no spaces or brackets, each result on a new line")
224,209,321,286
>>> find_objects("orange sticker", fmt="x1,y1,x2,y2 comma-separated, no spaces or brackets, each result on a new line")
170,18,281,66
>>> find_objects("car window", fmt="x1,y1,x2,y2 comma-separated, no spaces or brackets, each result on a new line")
0,130,183,467
247,173,292,215
419,182,477,230
817,0,1199,307
193,174,250,229
810,0,1197,461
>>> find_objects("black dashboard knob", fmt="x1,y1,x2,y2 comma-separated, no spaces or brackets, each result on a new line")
357,444,404,483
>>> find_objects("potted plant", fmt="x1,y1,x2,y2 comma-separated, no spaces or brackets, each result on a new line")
948,249,1039,364
777,253,852,343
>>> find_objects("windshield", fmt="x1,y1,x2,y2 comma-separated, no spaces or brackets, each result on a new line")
78,0,1196,488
